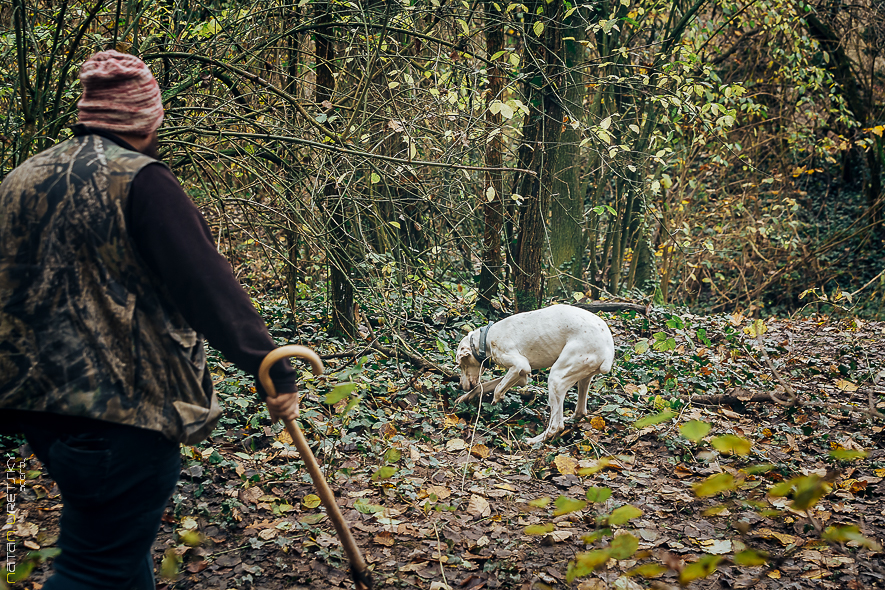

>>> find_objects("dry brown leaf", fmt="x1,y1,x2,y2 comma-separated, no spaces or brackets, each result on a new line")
374,531,395,546
446,438,467,452
466,494,491,518
426,485,451,500
258,528,277,541
835,379,858,392
756,528,801,546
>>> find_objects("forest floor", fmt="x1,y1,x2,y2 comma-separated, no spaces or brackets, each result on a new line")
4,300,885,590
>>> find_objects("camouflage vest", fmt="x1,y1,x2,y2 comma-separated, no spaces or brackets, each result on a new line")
0,134,220,444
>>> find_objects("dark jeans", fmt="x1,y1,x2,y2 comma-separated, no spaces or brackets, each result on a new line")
23,419,180,590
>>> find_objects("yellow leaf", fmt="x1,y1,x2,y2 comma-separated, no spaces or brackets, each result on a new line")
835,379,858,392
303,494,321,509
276,430,293,444
525,523,555,535
444,414,466,428
470,444,491,459
590,416,606,430
554,454,578,475
577,457,611,476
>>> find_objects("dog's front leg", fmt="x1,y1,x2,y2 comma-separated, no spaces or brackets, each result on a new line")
492,364,529,404
456,376,504,404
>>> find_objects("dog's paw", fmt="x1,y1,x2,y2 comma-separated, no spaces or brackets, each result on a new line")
525,432,548,445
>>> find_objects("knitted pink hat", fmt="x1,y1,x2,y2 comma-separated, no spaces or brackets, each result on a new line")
77,50,164,135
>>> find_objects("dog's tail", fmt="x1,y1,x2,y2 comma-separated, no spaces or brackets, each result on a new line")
572,301,650,316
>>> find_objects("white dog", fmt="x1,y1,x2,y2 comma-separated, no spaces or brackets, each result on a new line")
455,304,616,444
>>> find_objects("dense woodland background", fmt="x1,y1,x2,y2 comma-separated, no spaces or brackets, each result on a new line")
3,0,885,327
3,2,885,590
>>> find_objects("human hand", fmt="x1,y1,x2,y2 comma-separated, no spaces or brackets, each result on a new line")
266,391,299,423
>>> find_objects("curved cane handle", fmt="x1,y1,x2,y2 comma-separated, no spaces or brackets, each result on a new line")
258,345,324,397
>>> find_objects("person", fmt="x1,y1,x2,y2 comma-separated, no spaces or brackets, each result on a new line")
0,50,301,590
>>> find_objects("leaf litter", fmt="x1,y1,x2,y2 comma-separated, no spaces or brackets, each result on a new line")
3,302,884,590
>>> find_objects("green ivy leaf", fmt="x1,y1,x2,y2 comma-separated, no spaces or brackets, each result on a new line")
680,420,711,442
692,473,735,497
524,523,555,535
354,498,385,514
580,528,611,544
829,449,868,461
325,382,357,404
822,525,882,549
608,533,638,559
633,410,676,429
553,495,588,516
566,550,610,582
711,434,752,455
679,555,722,585
734,549,769,566
585,487,612,503
371,466,397,481
607,504,643,525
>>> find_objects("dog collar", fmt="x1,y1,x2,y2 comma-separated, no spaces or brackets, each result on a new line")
469,321,494,364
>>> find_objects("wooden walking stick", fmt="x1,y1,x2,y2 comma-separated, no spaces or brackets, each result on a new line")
259,345,373,590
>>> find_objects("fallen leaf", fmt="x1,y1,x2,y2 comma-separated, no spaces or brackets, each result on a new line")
547,530,573,543
554,454,578,475
699,539,732,554
425,485,451,500
466,494,491,518
834,379,858,392
258,528,277,540
374,531,395,546
446,438,467,451
756,528,801,546
470,443,490,459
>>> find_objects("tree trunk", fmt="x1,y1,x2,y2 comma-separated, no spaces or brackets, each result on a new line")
513,0,564,312
548,16,585,296
316,4,354,338
478,0,505,310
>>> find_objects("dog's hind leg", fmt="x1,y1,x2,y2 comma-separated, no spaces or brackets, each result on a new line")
525,372,573,444
573,377,591,420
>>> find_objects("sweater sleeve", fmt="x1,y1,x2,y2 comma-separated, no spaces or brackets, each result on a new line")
127,163,297,397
